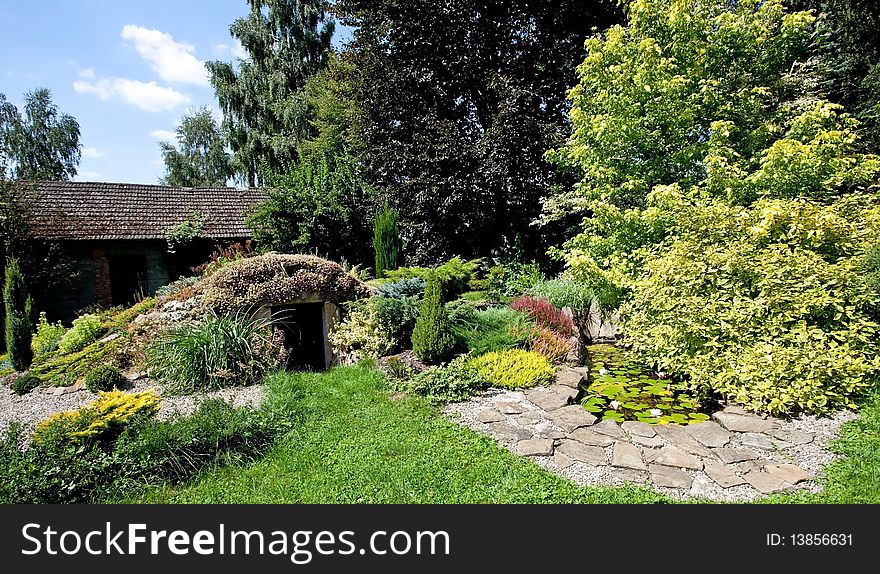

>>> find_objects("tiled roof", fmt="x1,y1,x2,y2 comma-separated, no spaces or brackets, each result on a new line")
30,181,267,241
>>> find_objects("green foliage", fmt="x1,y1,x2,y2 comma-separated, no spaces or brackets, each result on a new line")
621,191,880,415
0,88,80,180
57,313,103,355
372,296,421,351
84,364,125,393
486,261,544,300
337,0,623,262
31,311,65,357
451,305,531,355
373,202,402,279
165,211,206,253
396,356,488,403
580,344,708,425
30,336,123,387
146,312,284,394
0,398,288,504
522,326,574,364
376,277,425,299
158,106,232,186
10,373,40,395
207,0,334,186
329,302,396,363
4,259,33,370
471,349,555,390
411,274,456,364
34,390,161,444
385,257,481,300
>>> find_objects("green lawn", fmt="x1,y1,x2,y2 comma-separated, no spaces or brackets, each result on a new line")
129,364,667,503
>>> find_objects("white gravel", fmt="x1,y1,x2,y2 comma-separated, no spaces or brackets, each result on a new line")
0,379,265,436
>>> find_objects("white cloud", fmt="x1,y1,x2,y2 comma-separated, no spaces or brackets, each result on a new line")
74,78,190,112
149,129,177,141
78,68,95,79
82,147,105,158
121,24,209,87
212,39,247,61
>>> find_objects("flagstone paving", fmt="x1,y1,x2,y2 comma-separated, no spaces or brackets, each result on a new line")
443,366,859,501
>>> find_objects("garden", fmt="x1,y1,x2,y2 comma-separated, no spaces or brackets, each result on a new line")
2,0,880,504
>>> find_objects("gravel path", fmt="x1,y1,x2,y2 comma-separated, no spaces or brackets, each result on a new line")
0,379,265,436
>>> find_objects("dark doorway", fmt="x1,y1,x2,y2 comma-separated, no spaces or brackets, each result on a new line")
108,255,148,306
272,303,327,371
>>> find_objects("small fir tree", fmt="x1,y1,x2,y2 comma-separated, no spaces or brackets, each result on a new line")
373,202,402,279
4,259,34,370
412,273,455,364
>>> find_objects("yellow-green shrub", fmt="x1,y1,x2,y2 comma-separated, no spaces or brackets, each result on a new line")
34,390,161,443
471,349,555,389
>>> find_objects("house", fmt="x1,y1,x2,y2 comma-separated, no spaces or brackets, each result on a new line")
30,181,266,323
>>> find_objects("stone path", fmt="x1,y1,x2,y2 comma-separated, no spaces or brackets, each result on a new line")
444,367,858,501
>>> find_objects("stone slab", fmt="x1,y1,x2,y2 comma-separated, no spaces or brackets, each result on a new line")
552,452,574,470
569,427,615,447
515,411,545,426
591,419,626,439
764,463,810,484
555,369,585,389
714,447,760,464
769,429,814,445
683,421,731,448
632,434,665,448
557,439,608,465
612,468,650,484
739,432,777,451
648,464,693,489
648,445,703,470
743,471,791,494
712,411,778,434
621,421,656,438
515,438,555,457
489,421,532,442
653,424,714,457
537,428,568,440
548,405,598,432
526,387,572,412
612,441,647,471
495,401,526,415
476,409,505,424
703,460,747,488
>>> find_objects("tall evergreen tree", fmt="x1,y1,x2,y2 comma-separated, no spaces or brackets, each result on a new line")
207,0,335,186
4,259,34,371
373,202,402,278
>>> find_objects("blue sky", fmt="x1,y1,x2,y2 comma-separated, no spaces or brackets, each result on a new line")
0,1,349,185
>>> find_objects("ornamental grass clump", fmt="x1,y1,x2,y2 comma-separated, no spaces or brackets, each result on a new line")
510,296,575,337
471,349,555,389
146,312,284,394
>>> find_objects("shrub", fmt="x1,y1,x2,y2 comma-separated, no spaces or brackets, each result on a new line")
622,192,880,415
85,364,125,393
146,312,284,393
201,253,370,313
396,356,488,403
30,336,124,387
11,373,41,395
451,306,531,355
34,390,161,444
329,303,396,363
372,295,421,351
190,240,255,276
57,313,104,355
32,312,66,357
486,261,544,299
373,203,403,279
4,259,34,370
510,296,575,337
412,274,456,364
472,349,555,389
520,326,574,364
377,277,425,299
385,257,481,299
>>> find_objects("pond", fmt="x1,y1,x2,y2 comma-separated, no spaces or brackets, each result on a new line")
579,344,712,425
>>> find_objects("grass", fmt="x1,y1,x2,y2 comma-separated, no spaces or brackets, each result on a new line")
128,364,668,504
766,393,880,504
